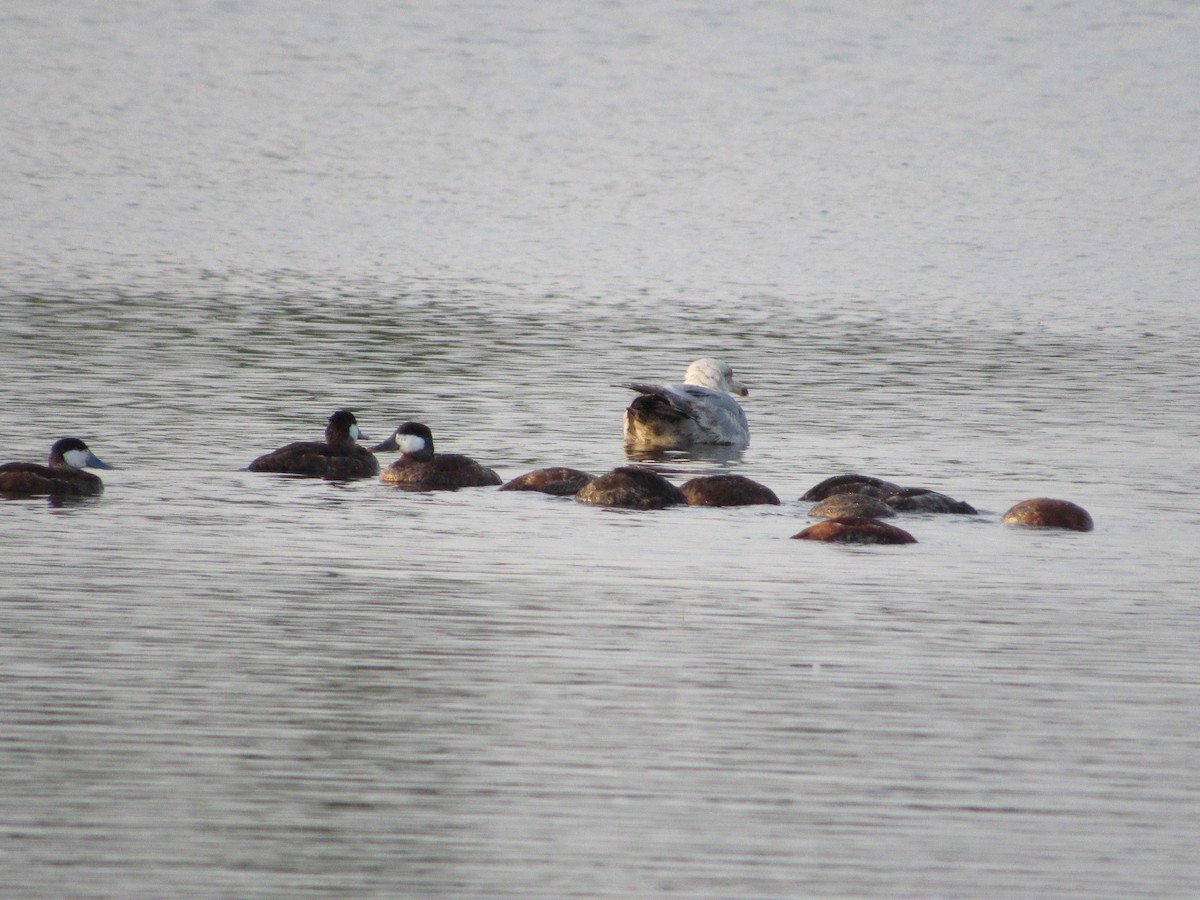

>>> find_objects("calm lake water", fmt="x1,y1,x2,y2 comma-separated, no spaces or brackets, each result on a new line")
2,1,1199,897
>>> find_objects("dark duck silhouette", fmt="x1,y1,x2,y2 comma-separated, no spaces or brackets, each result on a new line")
575,466,687,510
801,474,902,501
499,467,594,495
808,493,896,519
248,409,378,479
792,517,917,545
0,437,113,497
678,474,780,507
373,422,501,490
801,475,976,514
1003,498,1093,532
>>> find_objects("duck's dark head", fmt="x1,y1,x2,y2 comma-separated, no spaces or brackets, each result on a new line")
371,421,435,461
326,409,366,445
50,437,113,470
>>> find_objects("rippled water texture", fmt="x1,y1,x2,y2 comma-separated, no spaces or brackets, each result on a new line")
2,2,1199,897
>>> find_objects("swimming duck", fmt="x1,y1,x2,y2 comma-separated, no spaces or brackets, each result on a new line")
499,467,594,495
0,437,113,496
792,517,917,545
809,493,896,519
248,409,379,479
801,475,976,514
881,487,977,515
619,357,750,450
373,422,501,490
1002,498,1094,532
801,474,902,502
575,466,687,509
678,474,780,507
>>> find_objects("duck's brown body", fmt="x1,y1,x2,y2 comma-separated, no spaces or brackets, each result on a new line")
792,517,917,545
499,467,594,495
575,466,686,510
249,410,378,479
0,438,111,497
0,462,104,496
375,422,501,490
1003,498,1094,532
381,455,501,490
679,474,780,507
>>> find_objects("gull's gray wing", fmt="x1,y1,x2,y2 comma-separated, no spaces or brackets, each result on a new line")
619,382,749,447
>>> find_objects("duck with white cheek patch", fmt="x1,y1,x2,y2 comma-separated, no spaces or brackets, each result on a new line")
248,409,379,479
0,437,113,496
373,422,502,490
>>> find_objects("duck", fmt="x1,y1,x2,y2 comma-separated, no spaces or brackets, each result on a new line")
373,422,501,490
792,517,917,545
248,409,379,479
619,357,750,450
0,437,113,496
499,467,594,496
809,493,896,519
678,474,780,507
882,487,977,515
800,474,976,514
575,466,687,509
801,474,902,502
1002,498,1094,532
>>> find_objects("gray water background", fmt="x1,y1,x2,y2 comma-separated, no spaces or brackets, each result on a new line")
2,1,1198,896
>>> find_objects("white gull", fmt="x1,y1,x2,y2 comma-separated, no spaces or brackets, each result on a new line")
618,357,750,450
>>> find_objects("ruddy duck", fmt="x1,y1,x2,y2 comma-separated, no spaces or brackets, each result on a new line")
801,474,902,502
373,422,501,490
1002,498,1094,532
0,437,113,496
678,474,780,507
619,358,750,450
792,517,917,545
801,475,976,514
881,487,977,515
809,493,896,519
575,466,687,510
248,409,379,479
499,467,594,496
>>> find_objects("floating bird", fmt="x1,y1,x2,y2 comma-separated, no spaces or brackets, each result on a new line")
499,467,594,496
374,422,501,490
248,409,379,479
801,474,901,501
575,466,686,509
619,358,750,450
678,474,780,507
881,488,977,515
792,517,917,545
809,493,896,519
1002,498,1094,532
802,475,976,514
0,437,113,496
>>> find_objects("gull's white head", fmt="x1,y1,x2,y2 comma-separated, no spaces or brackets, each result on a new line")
683,358,748,396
